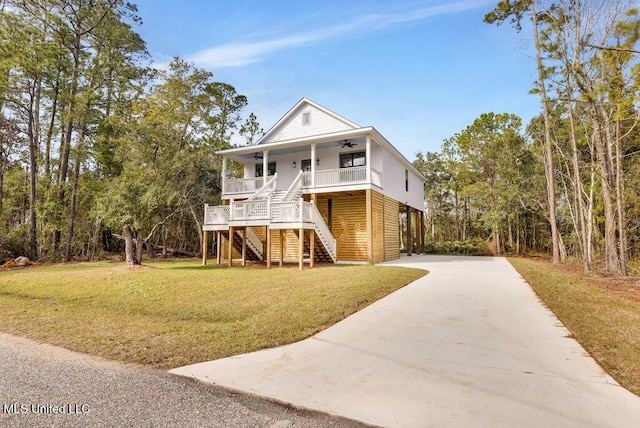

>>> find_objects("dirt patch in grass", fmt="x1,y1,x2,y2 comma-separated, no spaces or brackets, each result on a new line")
0,260,426,369
509,257,640,396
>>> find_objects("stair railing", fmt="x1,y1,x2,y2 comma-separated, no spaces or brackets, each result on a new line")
247,173,277,201
281,170,303,201
307,201,337,262
244,226,264,260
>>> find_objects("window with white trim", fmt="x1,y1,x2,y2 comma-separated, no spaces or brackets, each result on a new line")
340,151,366,168
255,162,276,177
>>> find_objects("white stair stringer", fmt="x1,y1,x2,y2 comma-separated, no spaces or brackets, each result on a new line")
235,226,264,260
309,202,337,262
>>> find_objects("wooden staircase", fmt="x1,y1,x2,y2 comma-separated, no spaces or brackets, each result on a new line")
226,230,262,261
296,230,334,263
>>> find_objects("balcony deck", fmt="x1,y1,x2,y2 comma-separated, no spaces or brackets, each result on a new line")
222,166,382,200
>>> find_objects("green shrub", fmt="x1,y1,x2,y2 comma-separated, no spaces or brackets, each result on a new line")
423,239,491,256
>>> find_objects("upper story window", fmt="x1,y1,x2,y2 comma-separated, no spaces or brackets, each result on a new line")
302,111,311,126
255,162,276,177
340,151,366,168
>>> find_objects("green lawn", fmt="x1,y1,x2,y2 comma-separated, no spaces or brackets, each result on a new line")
0,260,426,369
509,257,640,396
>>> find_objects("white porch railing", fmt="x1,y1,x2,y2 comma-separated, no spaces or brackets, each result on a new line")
224,176,264,195
300,166,383,189
230,199,270,221
271,199,304,223
204,198,336,262
223,167,382,199
314,166,366,187
204,204,230,225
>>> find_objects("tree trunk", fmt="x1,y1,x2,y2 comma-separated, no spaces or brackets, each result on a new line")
44,73,60,182
0,165,4,214
615,114,628,275
64,138,83,262
135,230,144,264
55,38,81,258
27,81,39,260
188,201,204,255
531,1,561,264
590,103,620,273
58,38,81,190
123,226,141,265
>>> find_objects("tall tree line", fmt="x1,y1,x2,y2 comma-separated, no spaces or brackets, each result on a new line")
0,1,258,264
416,0,640,274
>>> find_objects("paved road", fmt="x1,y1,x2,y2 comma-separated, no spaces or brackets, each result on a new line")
172,255,640,428
0,333,365,428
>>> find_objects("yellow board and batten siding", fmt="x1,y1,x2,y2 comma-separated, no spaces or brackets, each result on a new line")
333,194,368,261
221,190,404,264
253,227,311,263
383,197,400,261
315,190,400,263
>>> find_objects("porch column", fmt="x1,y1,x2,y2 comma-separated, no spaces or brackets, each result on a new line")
366,189,374,265
228,226,234,267
415,212,422,255
280,229,285,267
419,211,425,254
310,143,316,188
266,226,272,269
222,156,227,195
365,135,371,183
241,227,247,267
262,150,269,186
298,228,304,270
309,229,315,269
216,231,222,265
406,205,412,256
202,230,208,266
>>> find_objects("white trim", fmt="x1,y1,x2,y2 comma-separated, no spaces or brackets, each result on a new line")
302,111,311,126
257,98,359,145
217,127,425,183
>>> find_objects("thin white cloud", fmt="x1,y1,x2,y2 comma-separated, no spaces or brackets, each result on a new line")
187,0,493,69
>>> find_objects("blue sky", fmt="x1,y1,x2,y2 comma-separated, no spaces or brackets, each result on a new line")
133,0,540,160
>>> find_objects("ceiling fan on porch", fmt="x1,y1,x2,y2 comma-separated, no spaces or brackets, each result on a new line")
341,139,358,149
253,153,263,160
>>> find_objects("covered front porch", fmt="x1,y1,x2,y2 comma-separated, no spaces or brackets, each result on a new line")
218,129,385,200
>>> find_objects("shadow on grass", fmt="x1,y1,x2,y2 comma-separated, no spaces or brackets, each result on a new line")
163,263,353,271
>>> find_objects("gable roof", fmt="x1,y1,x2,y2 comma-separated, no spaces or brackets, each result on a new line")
257,98,360,145
217,98,426,184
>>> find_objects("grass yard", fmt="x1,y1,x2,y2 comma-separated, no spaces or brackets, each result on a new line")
0,260,425,369
509,257,640,396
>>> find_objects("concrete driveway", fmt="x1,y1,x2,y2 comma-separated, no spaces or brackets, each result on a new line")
171,255,640,427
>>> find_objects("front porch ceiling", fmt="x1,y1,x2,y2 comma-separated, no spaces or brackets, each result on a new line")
222,135,368,163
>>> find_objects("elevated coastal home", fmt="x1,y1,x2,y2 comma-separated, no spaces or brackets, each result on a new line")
202,98,426,269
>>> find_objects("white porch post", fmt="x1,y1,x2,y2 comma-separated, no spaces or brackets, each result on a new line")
222,156,227,194
262,150,269,186
310,143,316,188
365,135,371,183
